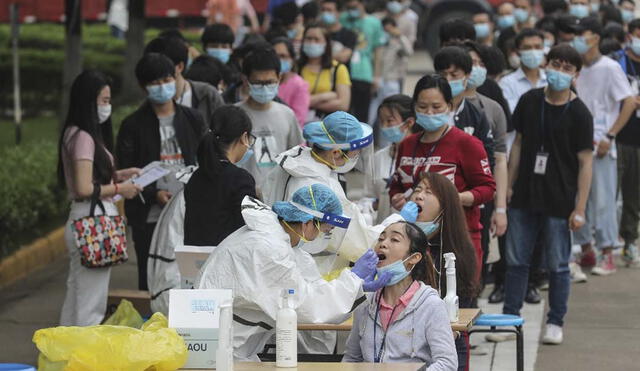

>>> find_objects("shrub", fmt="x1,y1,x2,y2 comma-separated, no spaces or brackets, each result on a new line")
0,141,68,257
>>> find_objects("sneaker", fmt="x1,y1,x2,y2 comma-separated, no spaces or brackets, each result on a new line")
579,249,597,268
485,333,516,342
591,253,617,276
570,262,588,283
542,324,563,345
622,244,640,268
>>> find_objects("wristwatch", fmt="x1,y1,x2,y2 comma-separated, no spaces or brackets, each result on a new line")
495,208,507,214
606,133,616,141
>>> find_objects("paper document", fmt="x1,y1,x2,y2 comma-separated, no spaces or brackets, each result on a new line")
113,161,171,201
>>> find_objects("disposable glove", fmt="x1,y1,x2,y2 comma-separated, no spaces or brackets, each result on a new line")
362,271,393,292
399,201,419,223
351,249,378,279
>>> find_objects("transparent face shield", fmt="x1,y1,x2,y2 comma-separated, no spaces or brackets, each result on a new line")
288,200,352,257
316,123,376,199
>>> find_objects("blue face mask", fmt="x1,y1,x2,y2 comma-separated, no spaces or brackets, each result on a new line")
381,123,407,143
187,57,193,70
321,11,337,25
513,8,529,23
303,42,326,58
147,81,176,104
448,78,466,97
287,28,298,39
497,15,516,30
569,4,589,18
474,23,491,39
207,48,231,64
519,49,544,69
468,66,487,88
571,36,591,54
631,37,640,56
236,148,254,166
415,111,449,132
347,8,361,19
249,83,279,104
546,68,574,91
591,3,600,12
376,254,417,287
387,1,403,14
281,59,292,73
416,220,440,236
622,9,634,24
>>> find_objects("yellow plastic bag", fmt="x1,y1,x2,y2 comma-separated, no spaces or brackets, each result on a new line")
103,299,144,328
33,313,188,371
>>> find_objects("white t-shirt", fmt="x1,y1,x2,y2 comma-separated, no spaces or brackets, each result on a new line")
236,100,303,188
177,84,193,108
576,56,633,156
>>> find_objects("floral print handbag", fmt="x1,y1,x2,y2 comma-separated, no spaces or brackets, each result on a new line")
71,184,128,268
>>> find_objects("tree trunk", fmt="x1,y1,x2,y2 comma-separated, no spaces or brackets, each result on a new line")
60,0,83,128
119,0,146,104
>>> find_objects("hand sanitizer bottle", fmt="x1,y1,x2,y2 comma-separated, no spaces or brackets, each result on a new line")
443,253,459,323
276,289,297,367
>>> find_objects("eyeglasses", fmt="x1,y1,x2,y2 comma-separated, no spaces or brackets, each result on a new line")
248,133,257,147
248,80,279,86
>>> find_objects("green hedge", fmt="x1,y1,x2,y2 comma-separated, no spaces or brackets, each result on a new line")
0,24,201,115
0,141,68,257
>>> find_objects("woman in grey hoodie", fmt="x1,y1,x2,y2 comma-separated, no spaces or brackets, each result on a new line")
343,221,458,370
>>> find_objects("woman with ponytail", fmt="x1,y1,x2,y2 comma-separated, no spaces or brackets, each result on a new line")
343,220,458,369
183,105,257,246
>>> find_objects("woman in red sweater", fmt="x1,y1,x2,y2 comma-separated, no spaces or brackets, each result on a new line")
389,74,495,279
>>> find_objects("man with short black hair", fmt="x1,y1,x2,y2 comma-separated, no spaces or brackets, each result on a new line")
321,0,357,65
572,16,637,276
236,47,303,188
117,53,207,290
505,44,594,345
144,37,224,126
201,23,235,64
500,28,548,113
472,11,495,46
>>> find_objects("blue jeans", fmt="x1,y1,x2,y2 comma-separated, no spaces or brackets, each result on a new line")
503,208,571,326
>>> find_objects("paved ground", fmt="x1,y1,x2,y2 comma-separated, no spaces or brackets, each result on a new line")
2,52,640,369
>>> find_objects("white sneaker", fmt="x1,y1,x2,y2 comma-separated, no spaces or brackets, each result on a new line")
485,333,516,342
542,324,563,345
592,253,617,276
569,262,588,283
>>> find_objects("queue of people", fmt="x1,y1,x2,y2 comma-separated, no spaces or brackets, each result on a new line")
55,0,640,370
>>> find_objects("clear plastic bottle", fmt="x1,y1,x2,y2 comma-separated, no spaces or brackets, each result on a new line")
276,289,297,367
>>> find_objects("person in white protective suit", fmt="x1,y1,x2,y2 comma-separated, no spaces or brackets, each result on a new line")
195,183,394,361
261,111,420,354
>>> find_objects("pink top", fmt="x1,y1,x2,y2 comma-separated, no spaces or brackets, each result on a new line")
278,74,310,127
62,126,114,200
378,280,421,331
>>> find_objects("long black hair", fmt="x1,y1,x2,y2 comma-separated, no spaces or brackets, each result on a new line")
197,105,253,179
421,172,478,298
393,221,438,288
57,70,114,188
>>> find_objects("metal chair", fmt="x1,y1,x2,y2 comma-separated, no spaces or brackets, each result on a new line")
468,313,525,371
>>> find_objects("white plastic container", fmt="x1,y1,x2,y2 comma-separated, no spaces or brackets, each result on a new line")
215,301,233,371
276,289,297,368
443,253,459,323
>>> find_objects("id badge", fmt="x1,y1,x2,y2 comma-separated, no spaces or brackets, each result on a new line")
534,152,549,175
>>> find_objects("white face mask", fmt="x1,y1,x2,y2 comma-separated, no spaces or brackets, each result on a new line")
98,104,112,124
334,154,360,174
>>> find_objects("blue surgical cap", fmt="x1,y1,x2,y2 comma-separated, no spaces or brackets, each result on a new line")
303,111,372,150
272,184,343,223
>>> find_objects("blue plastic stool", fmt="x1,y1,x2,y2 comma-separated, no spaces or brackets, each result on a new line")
0,364,36,371
469,314,524,371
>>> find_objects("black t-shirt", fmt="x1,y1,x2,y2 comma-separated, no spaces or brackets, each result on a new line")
184,161,257,246
331,27,357,51
616,55,640,147
511,88,593,218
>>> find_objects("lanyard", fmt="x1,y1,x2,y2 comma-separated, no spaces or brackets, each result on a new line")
410,127,448,184
539,92,570,152
373,283,413,363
